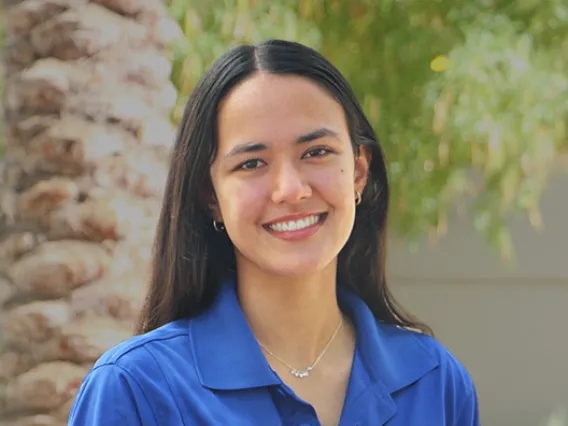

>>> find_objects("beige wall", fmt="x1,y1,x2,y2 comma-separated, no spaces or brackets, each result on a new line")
387,175,568,426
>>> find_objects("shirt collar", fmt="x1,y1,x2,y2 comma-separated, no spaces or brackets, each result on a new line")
189,279,280,390
337,287,439,394
189,279,439,395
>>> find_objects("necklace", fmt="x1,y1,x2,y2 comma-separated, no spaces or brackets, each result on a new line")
258,316,344,379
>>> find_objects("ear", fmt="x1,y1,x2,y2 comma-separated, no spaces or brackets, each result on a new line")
199,185,224,222
207,194,224,222
354,145,372,193
209,202,223,222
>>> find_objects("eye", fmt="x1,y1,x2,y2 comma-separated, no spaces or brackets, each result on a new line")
303,147,333,159
236,158,266,171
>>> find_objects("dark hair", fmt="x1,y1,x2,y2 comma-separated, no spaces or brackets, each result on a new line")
137,39,431,336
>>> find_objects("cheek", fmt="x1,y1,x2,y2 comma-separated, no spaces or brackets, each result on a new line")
310,161,355,201
217,179,267,225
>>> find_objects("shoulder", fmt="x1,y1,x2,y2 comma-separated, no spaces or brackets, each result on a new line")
380,323,473,381
404,326,472,382
369,323,479,424
378,323,476,398
93,318,191,371
69,319,192,425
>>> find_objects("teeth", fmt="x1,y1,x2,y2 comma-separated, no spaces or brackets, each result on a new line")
269,214,321,232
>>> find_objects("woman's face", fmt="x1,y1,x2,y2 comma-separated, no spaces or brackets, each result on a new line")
210,73,370,277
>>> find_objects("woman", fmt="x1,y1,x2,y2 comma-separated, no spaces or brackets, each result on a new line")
69,39,479,425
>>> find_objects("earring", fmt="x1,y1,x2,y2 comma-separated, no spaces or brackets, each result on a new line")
355,191,362,205
213,220,225,232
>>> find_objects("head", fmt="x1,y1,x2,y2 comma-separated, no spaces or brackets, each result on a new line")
137,39,430,335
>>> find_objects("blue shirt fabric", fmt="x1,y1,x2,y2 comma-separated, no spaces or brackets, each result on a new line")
69,280,479,425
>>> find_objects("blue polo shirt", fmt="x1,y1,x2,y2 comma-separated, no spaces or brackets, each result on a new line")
69,280,479,425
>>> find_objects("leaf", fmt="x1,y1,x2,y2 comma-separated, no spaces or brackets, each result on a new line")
430,55,451,72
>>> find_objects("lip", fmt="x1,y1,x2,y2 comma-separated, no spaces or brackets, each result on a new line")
263,212,328,242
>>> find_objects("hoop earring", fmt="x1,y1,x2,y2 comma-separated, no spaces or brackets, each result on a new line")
213,220,225,232
355,191,362,206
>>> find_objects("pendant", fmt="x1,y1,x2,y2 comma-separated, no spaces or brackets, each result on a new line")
291,367,312,378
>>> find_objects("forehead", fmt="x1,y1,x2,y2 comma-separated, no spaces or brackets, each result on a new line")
217,73,348,146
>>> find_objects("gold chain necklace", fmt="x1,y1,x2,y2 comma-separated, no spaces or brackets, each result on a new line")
258,317,344,379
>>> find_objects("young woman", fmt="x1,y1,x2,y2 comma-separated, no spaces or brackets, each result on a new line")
69,39,479,426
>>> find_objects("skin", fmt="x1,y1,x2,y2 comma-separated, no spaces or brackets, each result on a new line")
210,73,371,426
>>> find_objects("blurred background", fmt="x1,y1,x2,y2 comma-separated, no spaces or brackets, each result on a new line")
0,0,566,425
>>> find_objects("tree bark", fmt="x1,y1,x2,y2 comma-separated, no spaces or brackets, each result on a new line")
0,0,182,423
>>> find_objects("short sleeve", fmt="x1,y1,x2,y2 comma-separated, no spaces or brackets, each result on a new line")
68,364,158,426
456,386,480,426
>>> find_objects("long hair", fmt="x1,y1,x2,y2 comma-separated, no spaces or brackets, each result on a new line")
137,39,431,336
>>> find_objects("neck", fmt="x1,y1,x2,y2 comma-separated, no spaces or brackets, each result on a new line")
236,261,343,368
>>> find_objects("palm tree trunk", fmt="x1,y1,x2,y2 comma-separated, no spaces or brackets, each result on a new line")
0,0,181,423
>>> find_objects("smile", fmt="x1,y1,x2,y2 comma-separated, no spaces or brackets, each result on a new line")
268,214,323,232
263,213,328,241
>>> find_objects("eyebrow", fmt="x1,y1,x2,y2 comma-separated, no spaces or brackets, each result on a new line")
224,127,340,158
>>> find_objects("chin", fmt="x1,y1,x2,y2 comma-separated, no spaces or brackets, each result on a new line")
258,252,337,278
234,239,345,279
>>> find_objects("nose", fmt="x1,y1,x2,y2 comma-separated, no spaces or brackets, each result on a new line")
270,162,312,205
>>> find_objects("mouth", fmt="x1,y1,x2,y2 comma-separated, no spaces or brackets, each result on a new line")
263,213,328,240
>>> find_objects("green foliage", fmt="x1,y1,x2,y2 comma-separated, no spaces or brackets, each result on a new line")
168,0,568,259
